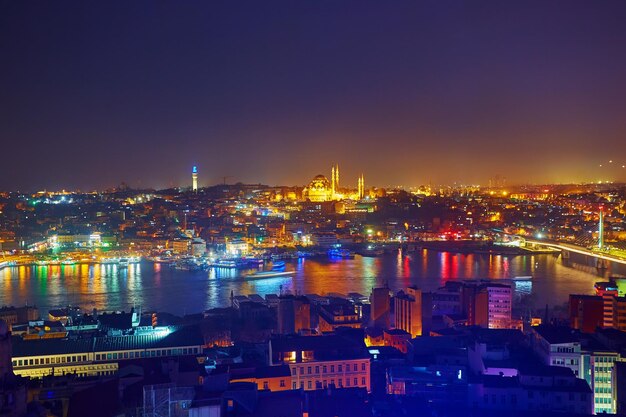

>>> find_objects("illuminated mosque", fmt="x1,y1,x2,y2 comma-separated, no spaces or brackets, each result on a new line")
303,164,365,202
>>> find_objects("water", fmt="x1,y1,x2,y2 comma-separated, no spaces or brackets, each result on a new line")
0,249,614,316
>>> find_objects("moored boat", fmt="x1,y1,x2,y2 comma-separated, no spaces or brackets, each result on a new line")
271,260,286,270
245,270,295,280
512,275,532,281
327,248,355,259
212,258,248,269
358,246,384,257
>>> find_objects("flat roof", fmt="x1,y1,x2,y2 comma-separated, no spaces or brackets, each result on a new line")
12,325,203,357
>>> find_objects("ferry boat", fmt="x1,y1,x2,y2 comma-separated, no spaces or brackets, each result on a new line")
245,258,265,267
212,259,248,269
271,252,299,260
327,248,355,259
512,275,533,281
271,260,286,270
212,259,237,268
245,270,295,280
148,255,176,264
101,257,119,265
174,259,206,271
358,246,384,257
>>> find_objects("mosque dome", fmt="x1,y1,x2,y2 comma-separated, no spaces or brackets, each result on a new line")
305,174,332,202
309,175,331,190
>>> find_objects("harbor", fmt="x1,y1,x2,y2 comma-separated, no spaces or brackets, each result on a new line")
0,249,607,317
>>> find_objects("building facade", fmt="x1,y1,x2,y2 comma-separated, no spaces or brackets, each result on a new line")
475,284,511,329
269,335,371,392
370,287,390,329
394,287,423,337
10,327,204,379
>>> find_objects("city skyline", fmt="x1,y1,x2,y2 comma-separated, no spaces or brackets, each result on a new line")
3,1,626,189
5,3,626,416
3,161,626,193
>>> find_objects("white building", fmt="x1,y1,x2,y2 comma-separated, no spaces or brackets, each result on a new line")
310,232,338,248
225,239,249,257
531,325,623,414
531,326,582,377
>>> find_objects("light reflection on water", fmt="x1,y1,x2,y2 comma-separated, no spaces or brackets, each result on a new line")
0,249,617,315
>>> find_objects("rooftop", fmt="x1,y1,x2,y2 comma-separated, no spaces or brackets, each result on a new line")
271,334,369,360
12,325,203,357
230,365,292,380
533,325,579,345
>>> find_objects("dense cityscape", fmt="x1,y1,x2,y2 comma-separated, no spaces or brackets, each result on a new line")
4,1,626,417
2,167,626,416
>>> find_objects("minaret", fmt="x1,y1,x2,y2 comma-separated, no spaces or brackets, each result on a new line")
192,165,198,192
358,174,365,199
331,165,336,199
335,164,340,190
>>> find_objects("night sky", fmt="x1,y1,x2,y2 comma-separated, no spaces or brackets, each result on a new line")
2,1,626,191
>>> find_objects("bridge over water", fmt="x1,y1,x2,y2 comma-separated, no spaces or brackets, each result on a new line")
496,232,626,277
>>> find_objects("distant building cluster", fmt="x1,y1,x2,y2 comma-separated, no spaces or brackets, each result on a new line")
1,166,626,263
